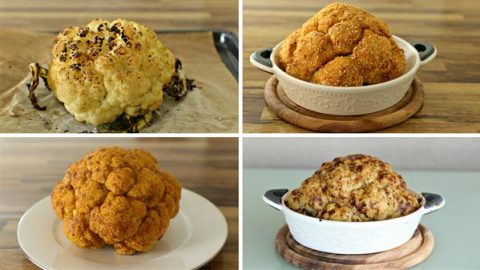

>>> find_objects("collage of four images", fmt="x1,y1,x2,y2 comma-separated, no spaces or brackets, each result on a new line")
1,0,479,269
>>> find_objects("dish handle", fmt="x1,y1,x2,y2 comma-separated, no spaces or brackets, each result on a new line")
263,189,288,210
409,41,437,66
250,48,274,73
422,192,445,214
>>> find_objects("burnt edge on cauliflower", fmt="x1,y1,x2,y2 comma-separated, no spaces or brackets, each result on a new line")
99,59,196,133
163,58,196,101
98,112,153,133
26,63,51,110
26,58,196,133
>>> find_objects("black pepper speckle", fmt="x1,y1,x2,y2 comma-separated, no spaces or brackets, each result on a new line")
71,63,81,71
108,36,115,50
109,24,121,34
78,27,88,37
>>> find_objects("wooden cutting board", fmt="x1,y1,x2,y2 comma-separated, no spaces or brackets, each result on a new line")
275,224,434,270
264,75,425,133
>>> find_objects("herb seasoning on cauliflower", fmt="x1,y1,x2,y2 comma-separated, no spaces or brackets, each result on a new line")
51,147,182,255
285,154,420,222
27,19,195,132
277,3,406,86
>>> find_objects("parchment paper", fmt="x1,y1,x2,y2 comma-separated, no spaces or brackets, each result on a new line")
0,29,238,133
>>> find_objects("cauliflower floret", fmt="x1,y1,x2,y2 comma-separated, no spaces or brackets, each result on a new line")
51,147,181,255
47,19,178,125
311,57,363,86
285,154,420,222
277,3,406,86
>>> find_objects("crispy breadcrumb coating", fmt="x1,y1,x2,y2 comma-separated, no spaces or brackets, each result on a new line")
285,154,420,222
311,57,363,86
277,3,406,86
51,147,181,255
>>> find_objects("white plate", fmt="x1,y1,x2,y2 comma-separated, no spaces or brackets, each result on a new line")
17,188,228,270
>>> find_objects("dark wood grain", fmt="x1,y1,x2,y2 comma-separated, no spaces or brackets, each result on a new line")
243,0,480,133
0,138,238,270
276,224,434,269
265,76,425,132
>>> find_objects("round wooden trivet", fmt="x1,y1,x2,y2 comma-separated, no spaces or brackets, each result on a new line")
264,75,425,132
275,224,434,270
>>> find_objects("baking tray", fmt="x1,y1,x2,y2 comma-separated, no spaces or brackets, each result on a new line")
153,29,238,81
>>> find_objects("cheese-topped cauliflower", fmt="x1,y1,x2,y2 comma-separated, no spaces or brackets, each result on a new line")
51,147,182,255
277,3,406,86
285,154,420,222
41,19,189,126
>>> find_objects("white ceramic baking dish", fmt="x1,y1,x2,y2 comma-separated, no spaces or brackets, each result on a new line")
263,188,444,254
250,37,436,115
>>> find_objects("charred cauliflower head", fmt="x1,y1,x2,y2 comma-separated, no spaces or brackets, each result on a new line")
285,154,420,222
51,147,182,255
27,19,193,131
277,3,406,86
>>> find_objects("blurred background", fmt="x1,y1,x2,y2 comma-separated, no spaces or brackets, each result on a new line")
0,137,239,269
2,0,238,32
244,137,480,170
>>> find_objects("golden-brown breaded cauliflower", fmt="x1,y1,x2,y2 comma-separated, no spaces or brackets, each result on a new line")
46,19,188,126
51,147,182,255
277,3,406,86
285,154,420,222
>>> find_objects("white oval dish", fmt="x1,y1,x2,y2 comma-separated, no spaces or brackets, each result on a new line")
250,36,436,115
17,188,227,270
263,189,444,254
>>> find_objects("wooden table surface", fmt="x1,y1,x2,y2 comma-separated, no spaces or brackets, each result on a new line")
1,0,238,33
243,0,480,133
0,138,238,270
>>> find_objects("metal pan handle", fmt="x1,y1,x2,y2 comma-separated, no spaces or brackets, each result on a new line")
409,41,437,66
250,48,274,73
263,189,288,210
422,192,445,214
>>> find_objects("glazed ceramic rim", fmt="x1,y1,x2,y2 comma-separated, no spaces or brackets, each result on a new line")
270,35,421,93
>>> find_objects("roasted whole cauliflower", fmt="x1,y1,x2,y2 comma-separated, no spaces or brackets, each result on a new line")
27,19,194,131
51,147,182,255
285,154,420,222
277,3,406,86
